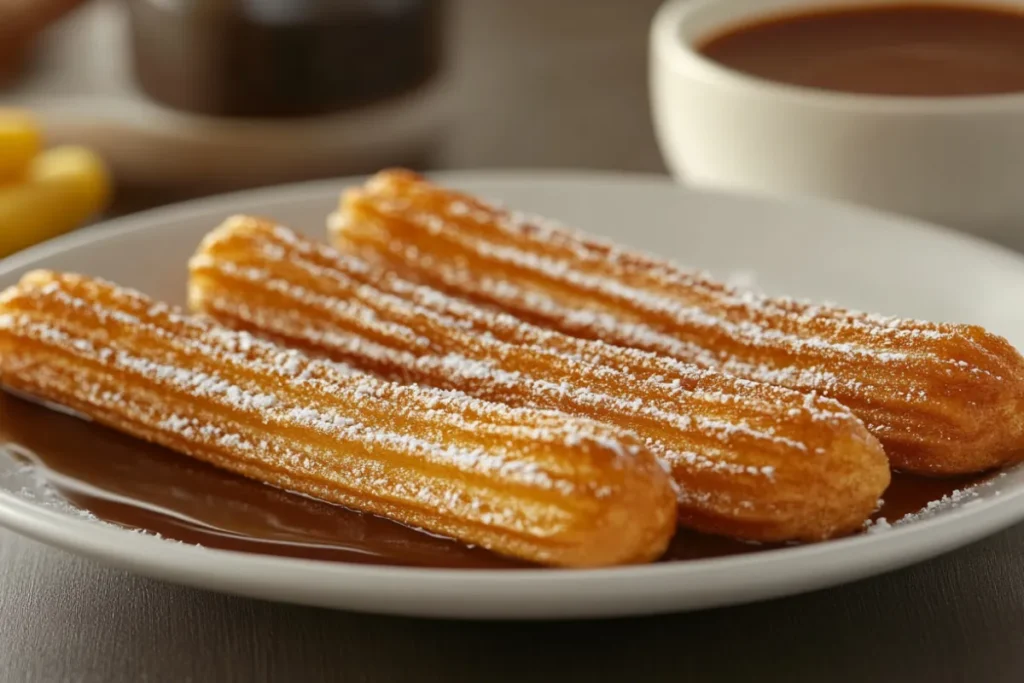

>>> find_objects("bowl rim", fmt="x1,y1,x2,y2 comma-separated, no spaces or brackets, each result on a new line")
651,0,1024,115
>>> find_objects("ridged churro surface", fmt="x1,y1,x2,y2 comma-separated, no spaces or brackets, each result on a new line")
190,217,890,542
0,270,677,567
331,170,1024,475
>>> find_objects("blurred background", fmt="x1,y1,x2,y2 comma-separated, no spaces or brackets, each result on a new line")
0,0,667,254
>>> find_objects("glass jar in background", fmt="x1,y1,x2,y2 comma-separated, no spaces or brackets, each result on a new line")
125,0,445,118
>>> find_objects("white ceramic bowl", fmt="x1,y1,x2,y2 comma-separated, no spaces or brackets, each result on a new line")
650,0,1024,246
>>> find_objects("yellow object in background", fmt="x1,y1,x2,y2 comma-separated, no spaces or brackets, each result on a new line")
0,110,42,184
0,146,111,258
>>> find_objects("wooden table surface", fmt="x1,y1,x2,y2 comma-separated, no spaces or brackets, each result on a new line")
2,2,1023,681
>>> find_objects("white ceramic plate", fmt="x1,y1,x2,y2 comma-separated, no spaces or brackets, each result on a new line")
1,171,1023,620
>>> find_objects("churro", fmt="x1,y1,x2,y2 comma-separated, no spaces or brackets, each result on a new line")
189,217,890,542
0,270,677,567
331,169,1024,475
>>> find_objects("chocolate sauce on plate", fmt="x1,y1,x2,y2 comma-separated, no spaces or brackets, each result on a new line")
0,392,991,568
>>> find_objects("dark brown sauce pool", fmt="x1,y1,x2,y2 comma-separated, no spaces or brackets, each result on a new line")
699,4,1024,97
0,393,991,568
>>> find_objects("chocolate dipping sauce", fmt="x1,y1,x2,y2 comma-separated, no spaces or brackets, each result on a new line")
699,4,1024,97
0,392,992,568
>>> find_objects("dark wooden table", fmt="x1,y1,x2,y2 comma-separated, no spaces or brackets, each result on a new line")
2,2,1023,681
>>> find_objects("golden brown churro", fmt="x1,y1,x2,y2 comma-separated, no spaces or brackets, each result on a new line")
331,170,1024,475
189,217,890,542
0,270,677,567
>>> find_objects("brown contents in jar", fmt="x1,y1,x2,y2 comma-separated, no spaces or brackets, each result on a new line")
126,0,444,117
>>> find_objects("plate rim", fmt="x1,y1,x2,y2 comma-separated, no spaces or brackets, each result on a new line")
6,167,1024,278
3,169,1024,618
1,479,1021,618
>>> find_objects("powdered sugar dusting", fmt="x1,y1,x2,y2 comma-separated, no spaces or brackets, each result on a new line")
863,476,1003,533
896,486,982,525
333,171,1024,463
0,272,673,527
190,219,892,530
